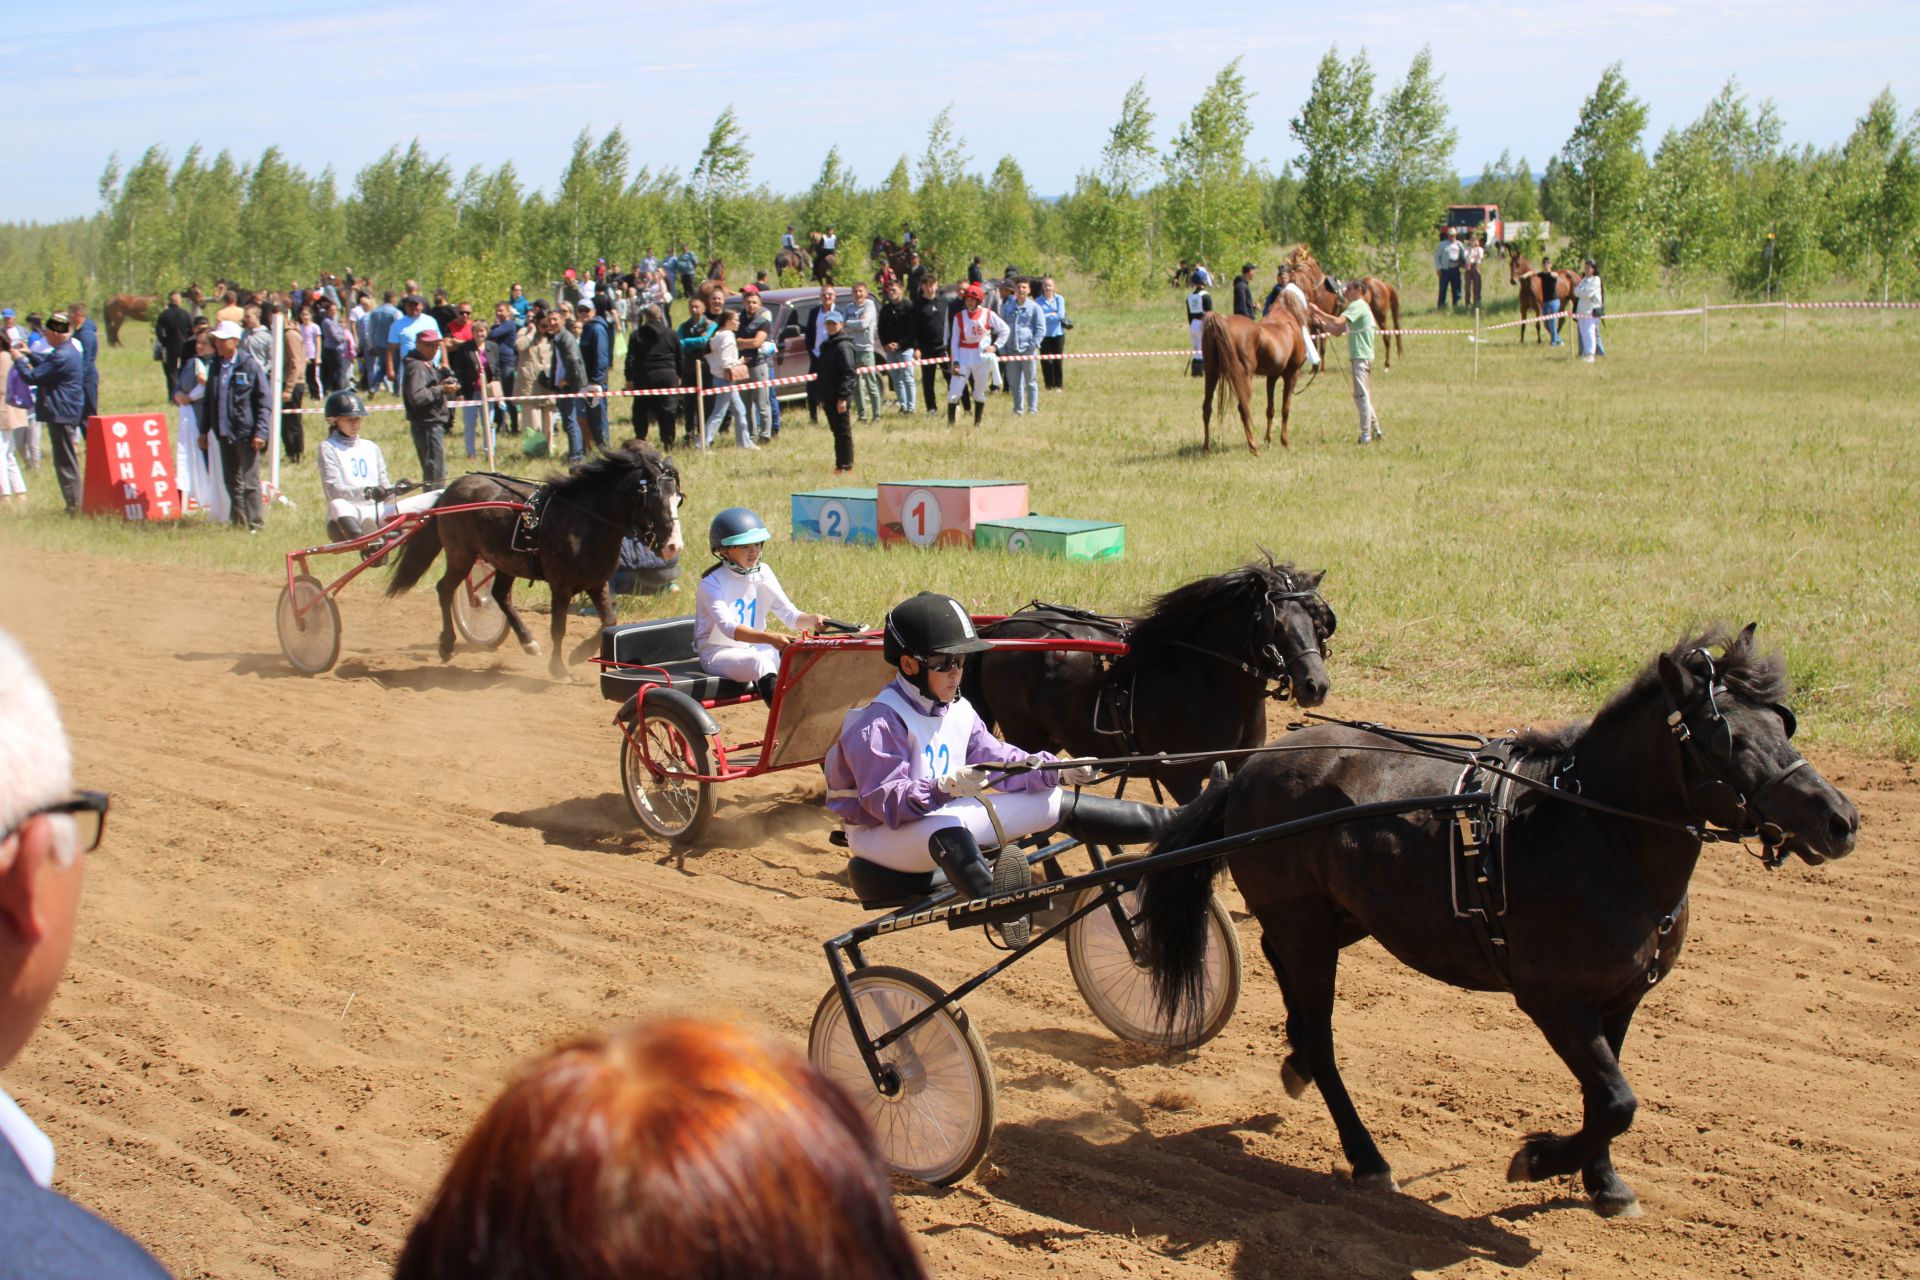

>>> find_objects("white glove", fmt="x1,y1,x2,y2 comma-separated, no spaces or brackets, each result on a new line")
939,764,995,798
1058,758,1099,786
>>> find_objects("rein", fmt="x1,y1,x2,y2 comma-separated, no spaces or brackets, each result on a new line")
1167,583,1332,701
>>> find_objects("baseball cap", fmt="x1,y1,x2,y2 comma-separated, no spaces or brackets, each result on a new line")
0,308,13,318
822,309,845,325
414,323,443,341
740,284,759,295
211,320,241,340
564,268,577,279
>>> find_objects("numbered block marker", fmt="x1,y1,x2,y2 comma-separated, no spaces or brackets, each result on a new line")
975,516,1125,562
791,487,879,546
876,480,1029,550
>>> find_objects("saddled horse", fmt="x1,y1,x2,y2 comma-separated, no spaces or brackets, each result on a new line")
774,246,812,279
869,236,912,283
1137,623,1860,1217
386,444,682,681
1284,247,1403,369
808,232,839,283
963,556,1336,803
103,294,157,346
1199,308,1318,454
1508,252,1580,344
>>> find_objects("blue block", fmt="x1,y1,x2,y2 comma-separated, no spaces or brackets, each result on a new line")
791,487,879,546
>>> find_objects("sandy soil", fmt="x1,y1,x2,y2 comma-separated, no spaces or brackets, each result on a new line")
1,545,1914,1280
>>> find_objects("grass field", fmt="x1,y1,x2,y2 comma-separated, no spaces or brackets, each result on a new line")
5,284,1916,757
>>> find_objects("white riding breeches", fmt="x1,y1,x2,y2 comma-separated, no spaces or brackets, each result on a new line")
700,643,781,684
845,788,1063,871
948,356,993,402
326,489,439,528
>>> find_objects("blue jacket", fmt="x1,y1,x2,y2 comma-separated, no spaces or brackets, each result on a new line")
579,315,612,383
0,1135,173,1278
1000,298,1046,354
75,319,100,386
15,341,86,421
205,349,271,444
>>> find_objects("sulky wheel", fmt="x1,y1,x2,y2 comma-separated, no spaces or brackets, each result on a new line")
619,697,715,844
451,565,510,648
1067,879,1242,1050
809,966,995,1185
276,573,342,675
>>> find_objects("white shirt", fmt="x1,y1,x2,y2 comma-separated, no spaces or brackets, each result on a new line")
317,432,391,502
0,1085,56,1187
694,562,803,658
1574,275,1604,316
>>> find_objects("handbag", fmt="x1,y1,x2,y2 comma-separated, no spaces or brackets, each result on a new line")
726,363,749,384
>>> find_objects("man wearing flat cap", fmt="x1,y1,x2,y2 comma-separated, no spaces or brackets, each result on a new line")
8,314,85,515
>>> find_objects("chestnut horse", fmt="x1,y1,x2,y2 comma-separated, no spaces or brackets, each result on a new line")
808,232,838,282
1507,253,1580,344
774,247,811,279
869,236,912,284
1283,248,1402,369
103,295,156,346
1199,309,1316,454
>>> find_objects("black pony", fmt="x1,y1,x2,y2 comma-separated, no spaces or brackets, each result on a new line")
386,445,681,681
963,556,1335,802
1137,623,1859,1216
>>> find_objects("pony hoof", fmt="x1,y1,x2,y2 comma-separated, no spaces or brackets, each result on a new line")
521,640,541,657
1280,1058,1312,1099
1594,1192,1642,1219
1506,1146,1536,1183
1353,1170,1399,1194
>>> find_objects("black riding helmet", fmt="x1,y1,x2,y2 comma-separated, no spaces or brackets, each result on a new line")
882,592,992,667
324,389,366,420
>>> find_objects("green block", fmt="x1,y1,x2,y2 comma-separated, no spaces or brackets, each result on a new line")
974,516,1125,561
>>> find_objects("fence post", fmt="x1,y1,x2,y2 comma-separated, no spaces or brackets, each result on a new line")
694,359,706,452
1472,307,1480,381
268,310,284,500
477,364,495,470
1701,295,1709,354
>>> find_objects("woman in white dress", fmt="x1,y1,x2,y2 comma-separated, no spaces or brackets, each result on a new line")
172,329,228,521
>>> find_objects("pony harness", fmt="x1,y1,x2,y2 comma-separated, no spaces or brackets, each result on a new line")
508,484,551,553
1449,742,1524,990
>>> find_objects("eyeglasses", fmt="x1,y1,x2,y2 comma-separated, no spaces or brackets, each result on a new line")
922,654,967,674
7,790,109,865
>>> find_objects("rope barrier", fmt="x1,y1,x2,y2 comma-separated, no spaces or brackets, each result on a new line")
164,298,1919,416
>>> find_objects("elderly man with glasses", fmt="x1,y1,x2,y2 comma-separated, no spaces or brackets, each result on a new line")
0,630,169,1276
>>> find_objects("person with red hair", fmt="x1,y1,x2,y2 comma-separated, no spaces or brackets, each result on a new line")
394,1018,929,1280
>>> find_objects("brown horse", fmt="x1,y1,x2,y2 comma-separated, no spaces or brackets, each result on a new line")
103,294,156,346
1199,309,1317,455
808,232,839,283
869,236,912,283
1283,248,1402,369
774,247,811,279
1507,253,1580,344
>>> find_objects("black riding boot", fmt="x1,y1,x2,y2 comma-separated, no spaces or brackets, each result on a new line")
926,827,1032,947
327,515,365,544
755,673,777,703
947,402,958,426
972,401,984,426
1057,792,1176,847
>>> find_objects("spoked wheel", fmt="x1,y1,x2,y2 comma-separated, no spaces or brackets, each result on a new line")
809,966,995,1185
451,565,510,648
276,573,342,675
1066,878,1242,1049
619,698,715,844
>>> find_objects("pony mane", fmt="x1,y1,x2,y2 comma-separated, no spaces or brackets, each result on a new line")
1112,553,1318,674
545,444,671,497
1513,624,1789,756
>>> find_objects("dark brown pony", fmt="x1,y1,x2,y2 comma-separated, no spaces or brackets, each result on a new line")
1507,252,1580,344
385,445,682,681
868,236,912,283
1138,624,1859,1217
103,294,156,346
1284,247,1402,369
774,247,811,279
1199,309,1316,454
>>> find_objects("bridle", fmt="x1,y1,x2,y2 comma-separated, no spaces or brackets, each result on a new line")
1662,648,1808,867
1173,574,1335,703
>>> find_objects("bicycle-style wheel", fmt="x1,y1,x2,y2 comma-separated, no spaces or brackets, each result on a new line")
1067,881,1242,1050
809,967,995,1185
276,574,342,675
619,697,715,844
452,565,510,648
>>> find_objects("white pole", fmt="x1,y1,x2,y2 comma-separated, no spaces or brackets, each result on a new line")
1701,294,1709,354
1472,306,1480,381
694,359,707,452
269,309,285,497
477,350,495,470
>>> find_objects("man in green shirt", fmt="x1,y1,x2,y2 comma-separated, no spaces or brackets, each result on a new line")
1321,279,1385,444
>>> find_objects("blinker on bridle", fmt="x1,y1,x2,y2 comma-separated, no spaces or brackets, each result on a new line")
1665,648,1808,867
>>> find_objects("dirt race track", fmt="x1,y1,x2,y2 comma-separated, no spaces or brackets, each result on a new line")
2,545,1916,1279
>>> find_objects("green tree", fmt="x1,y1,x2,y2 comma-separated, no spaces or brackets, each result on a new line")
1164,58,1265,270
873,155,917,252
1291,45,1377,268
348,141,454,283
799,146,858,248
1550,63,1650,281
985,156,1039,270
98,147,173,293
915,106,978,275
690,105,752,260
1061,78,1157,291
1369,45,1456,284
241,147,318,286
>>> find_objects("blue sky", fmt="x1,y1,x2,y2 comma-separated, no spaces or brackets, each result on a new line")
6,0,1917,222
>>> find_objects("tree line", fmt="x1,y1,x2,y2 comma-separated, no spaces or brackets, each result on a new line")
2,55,1915,312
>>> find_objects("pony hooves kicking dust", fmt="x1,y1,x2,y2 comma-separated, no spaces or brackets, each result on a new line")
385,445,682,681
1137,623,1858,1216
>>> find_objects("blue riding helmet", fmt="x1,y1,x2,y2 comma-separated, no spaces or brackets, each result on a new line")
709,508,770,574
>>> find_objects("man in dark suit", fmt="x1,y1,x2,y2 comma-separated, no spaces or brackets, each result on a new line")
0,631,173,1278
154,292,195,403
68,303,101,420
10,313,87,513
202,320,271,532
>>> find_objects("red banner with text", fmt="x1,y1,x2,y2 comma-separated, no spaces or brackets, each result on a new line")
82,413,182,520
